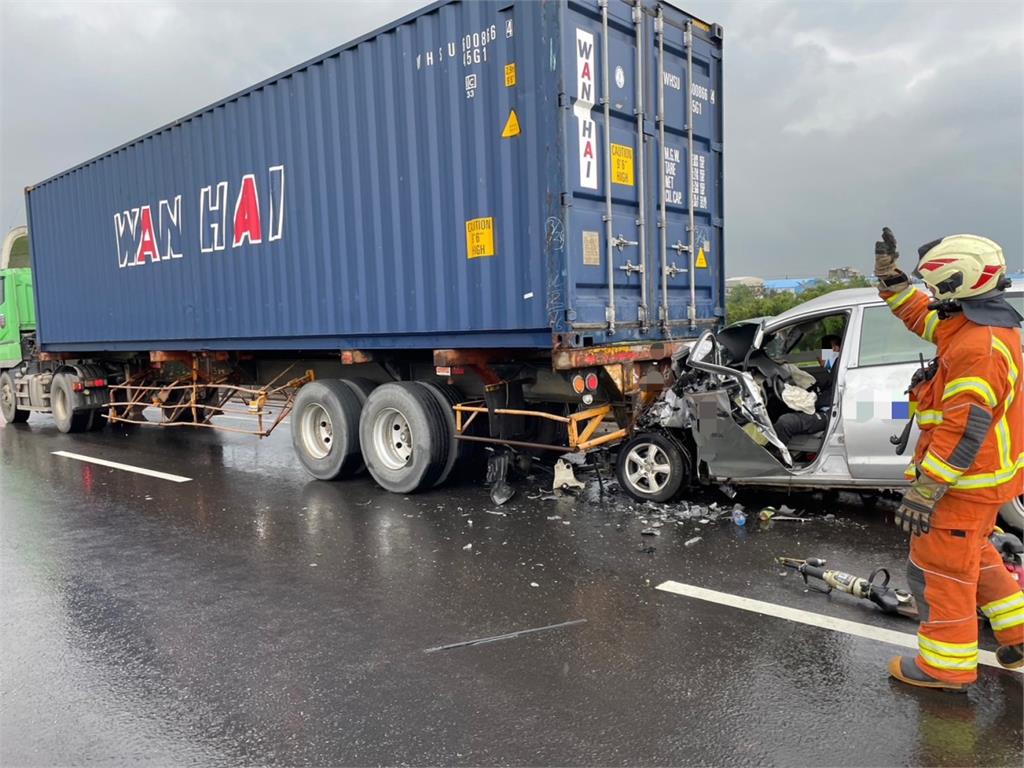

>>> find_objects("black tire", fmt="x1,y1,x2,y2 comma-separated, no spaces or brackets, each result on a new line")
340,377,377,406
85,408,107,431
0,372,29,423
290,380,363,480
51,373,90,433
616,432,689,503
420,381,466,487
359,382,449,494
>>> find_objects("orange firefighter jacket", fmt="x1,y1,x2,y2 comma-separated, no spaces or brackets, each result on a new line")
882,286,1023,515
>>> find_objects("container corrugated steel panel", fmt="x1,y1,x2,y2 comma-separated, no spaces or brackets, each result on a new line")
26,0,724,353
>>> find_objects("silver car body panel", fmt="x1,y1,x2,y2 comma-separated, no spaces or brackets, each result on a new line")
675,286,1023,492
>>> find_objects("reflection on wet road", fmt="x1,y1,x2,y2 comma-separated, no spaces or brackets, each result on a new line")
2,416,1021,766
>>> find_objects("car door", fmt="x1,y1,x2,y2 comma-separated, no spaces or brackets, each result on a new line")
842,301,935,481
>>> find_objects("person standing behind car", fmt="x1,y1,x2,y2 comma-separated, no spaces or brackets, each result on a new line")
874,228,1024,693
772,334,841,444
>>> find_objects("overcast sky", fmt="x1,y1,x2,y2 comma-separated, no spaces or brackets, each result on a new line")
1,0,1021,278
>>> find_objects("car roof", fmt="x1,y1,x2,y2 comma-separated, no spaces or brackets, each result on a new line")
769,288,881,326
767,284,1024,329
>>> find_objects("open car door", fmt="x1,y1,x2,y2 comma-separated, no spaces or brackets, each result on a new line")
684,330,793,479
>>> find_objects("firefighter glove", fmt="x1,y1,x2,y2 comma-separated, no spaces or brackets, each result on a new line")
895,472,947,536
875,227,910,291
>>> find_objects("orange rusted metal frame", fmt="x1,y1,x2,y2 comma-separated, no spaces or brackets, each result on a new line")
453,401,626,452
149,350,230,364
340,350,374,365
105,362,314,437
551,340,687,371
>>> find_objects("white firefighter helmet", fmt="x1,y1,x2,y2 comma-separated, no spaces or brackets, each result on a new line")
915,234,1006,301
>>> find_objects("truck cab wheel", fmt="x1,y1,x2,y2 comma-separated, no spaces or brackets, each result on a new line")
359,382,449,494
290,380,363,480
1,372,29,423
616,432,690,503
51,373,90,433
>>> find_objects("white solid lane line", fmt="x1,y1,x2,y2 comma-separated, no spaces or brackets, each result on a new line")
656,580,1019,673
52,451,192,483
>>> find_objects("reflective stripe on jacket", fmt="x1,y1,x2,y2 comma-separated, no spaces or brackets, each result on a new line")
883,286,1023,505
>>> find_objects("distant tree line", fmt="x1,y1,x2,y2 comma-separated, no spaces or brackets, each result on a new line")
726,277,873,323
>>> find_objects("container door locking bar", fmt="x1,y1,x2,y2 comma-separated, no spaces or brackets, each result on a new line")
632,3,649,332
600,0,615,333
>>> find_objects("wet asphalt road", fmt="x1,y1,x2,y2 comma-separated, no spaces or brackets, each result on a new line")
2,414,1022,767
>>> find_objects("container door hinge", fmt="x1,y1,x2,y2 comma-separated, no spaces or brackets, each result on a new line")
560,193,572,207
558,92,570,108
605,305,616,332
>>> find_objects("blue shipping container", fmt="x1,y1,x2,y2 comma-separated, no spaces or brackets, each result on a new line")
26,0,724,353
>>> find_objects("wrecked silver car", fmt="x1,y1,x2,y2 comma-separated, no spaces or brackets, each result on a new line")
614,287,1024,529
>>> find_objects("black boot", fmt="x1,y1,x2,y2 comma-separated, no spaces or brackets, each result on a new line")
887,656,969,693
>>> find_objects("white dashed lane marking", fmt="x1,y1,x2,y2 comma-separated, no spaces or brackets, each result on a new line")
656,581,1018,672
52,451,192,483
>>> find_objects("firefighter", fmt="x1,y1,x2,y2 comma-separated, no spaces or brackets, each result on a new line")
874,228,1024,692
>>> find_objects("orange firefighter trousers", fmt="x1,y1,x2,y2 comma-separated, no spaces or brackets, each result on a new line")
907,495,1024,684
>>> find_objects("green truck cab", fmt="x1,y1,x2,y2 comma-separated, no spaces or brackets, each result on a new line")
1,227,36,422
0,227,34,366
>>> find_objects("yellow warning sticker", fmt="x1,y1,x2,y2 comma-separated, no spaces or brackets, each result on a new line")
504,63,516,87
501,109,520,138
466,217,495,259
695,248,708,268
610,143,634,186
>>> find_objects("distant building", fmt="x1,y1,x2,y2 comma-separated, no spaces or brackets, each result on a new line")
725,276,765,296
828,266,863,282
763,277,823,294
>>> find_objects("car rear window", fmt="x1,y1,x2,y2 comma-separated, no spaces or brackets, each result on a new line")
859,305,936,366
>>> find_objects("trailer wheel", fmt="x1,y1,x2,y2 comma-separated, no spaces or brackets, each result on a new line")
420,381,467,487
340,377,377,406
359,382,449,494
616,432,689,503
291,380,363,480
0,372,29,423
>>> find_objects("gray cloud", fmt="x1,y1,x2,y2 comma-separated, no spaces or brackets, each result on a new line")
2,0,1021,278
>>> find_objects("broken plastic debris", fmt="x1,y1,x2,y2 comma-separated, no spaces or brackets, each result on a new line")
641,528,661,536
684,536,702,547
553,458,585,491
463,543,473,551
759,506,777,521
825,513,836,521
547,515,561,521
530,582,540,588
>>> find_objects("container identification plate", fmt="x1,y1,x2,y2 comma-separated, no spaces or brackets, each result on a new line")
466,217,495,259
610,144,634,186
582,231,600,266
504,63,516,87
